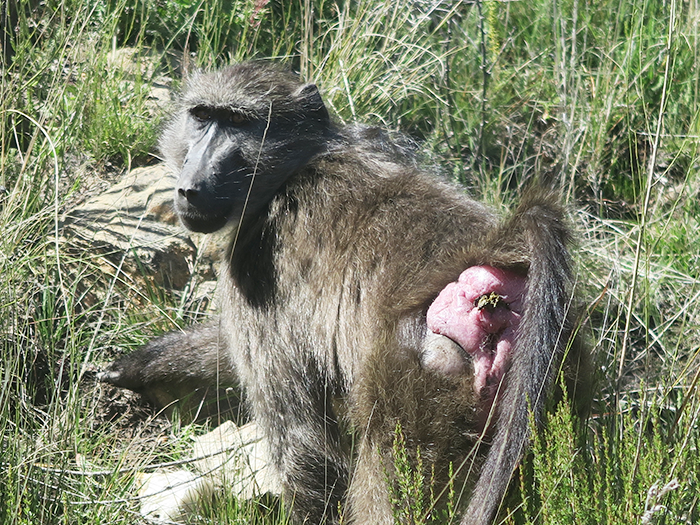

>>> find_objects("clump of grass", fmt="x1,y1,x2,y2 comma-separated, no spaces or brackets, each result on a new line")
514,387,700,525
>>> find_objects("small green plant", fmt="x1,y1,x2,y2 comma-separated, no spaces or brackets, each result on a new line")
387,423,456,525
389,423,428,524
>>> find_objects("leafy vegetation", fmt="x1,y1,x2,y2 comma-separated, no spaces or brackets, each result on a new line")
1,0,699,523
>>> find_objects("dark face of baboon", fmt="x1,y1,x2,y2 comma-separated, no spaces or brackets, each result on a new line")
104,62,588,525
160,65,331,233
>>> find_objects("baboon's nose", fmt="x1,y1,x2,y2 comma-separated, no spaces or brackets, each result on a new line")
178,187,198,202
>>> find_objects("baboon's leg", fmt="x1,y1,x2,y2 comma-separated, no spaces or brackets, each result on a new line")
99,320,244,422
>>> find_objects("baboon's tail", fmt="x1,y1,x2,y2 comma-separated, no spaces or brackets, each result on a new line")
462,191,574,525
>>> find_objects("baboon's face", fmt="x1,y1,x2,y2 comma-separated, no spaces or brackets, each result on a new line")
168,65,331,233
174,105,259,233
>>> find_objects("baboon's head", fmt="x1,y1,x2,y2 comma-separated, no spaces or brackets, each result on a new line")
160,63,331,233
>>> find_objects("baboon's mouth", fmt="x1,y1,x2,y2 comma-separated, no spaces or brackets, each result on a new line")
179,213,229,234
176,204,231,233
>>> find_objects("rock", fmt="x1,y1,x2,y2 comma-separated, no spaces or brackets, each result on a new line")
62,164,220,291
137,470,205,522
191,420,280,499
136,421,279,521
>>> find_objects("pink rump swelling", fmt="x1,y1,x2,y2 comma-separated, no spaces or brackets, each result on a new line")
426,266,526,398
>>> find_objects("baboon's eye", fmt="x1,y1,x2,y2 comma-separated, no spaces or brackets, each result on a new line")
191,106,212,122
228,111,247,125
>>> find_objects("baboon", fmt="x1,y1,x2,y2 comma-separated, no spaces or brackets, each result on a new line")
101,63,588,524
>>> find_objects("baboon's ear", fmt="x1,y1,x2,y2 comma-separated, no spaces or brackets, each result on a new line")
294,83,329,122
